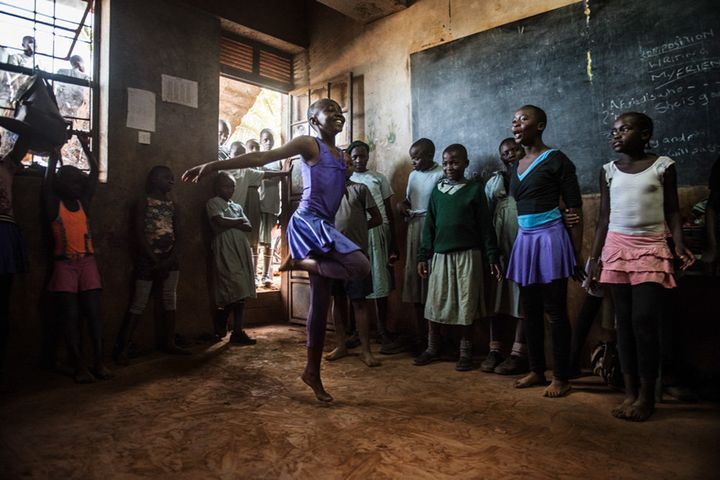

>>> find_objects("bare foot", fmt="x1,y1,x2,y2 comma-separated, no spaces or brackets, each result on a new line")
301,371,333,402
360,351,381,367
74,367,96,384
514,371,547,388
325,347,349,361
92,364,115,380
543,379,572,398
611,397,636,419
625,399,655,422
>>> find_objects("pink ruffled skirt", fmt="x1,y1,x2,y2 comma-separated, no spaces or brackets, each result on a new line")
599,231,676,289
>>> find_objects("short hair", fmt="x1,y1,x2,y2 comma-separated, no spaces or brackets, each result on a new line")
245,138,259,148
519,104,547,125
259,128,274,139
145,165,172,193
213,171,235,190
22,36,34,44
347,140,370,156
218,119,230,133
70,54,83,65
442,143,468,159
619,111,654,137
229,141,245,155
499,137,517,150
411,138,435,155
307,98,340,122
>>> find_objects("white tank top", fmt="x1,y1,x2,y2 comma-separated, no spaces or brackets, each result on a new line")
604,156,674,235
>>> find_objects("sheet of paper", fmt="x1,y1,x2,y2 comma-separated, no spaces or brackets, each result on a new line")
161,74,198,108
126,87,156,132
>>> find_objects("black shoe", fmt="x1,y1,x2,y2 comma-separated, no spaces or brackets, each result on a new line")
345,332,361,349
480,350,505,373
456,356,473,372
380,339,408,355
413,350,438,366
230,330,257,346
493,355,529,375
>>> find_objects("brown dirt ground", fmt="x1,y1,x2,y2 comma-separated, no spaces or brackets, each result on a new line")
1,325,718,479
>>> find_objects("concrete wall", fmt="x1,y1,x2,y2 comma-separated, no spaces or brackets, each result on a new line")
297,0,713,362
10,0,220,365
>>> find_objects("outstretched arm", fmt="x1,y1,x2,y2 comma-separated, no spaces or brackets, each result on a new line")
664,165,695,270
183,136,317,183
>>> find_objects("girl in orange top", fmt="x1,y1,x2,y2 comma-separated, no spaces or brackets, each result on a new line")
44,133,110,383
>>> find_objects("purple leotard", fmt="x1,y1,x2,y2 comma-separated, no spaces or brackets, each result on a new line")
286,138,360,259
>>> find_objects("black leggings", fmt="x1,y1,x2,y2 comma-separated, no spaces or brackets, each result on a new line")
570,293,603,370
610,282,663,380
0,274,12,373
56,289,103,366
521,278,571,379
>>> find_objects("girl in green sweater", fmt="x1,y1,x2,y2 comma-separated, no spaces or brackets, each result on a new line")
414,144,502,371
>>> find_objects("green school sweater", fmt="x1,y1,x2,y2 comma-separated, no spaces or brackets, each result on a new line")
418,179,499,264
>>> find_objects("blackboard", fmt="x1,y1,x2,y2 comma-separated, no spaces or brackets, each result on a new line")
411,0,720,192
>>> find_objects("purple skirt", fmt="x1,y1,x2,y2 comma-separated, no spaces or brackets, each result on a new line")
287,208,360,260
506,218,575,286
0,220,28,274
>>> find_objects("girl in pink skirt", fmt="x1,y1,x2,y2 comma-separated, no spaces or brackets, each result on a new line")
588,112,694,422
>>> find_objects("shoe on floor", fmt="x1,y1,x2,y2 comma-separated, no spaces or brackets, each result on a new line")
345,333,361,349
413,350,438,366
494,355,529,375
230,330,257,345
262,276,273,288
380,339,408,355
480,350,505,373
456,355,473,372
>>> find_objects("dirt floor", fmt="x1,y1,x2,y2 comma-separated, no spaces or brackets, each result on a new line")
1,325,719,480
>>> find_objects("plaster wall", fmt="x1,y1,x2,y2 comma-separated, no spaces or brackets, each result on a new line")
9,0,220,364
299,0,713,364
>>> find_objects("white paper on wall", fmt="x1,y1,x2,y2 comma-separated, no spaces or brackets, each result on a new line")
126,88,156,132
161,74,198,108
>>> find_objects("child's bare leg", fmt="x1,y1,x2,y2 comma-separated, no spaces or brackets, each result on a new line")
627,377,656,421
302,273,333,402
325,294,349,361
412,303,427,354
613,373,638,419
59,293,94,383
353,299,380,367
81,289,113,379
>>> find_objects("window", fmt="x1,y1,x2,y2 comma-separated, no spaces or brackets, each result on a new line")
0,0,98,172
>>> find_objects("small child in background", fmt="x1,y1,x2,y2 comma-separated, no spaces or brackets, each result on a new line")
415,144,501,371
349,141,402,354
113,165,189,366
325,151,383,367
481,138,528,375
588,111,694,421
258,128,283,287
44,133,111,383
245,139,260,153
207,172,257,345
229,141,246,157
398,138,444,354
0,133,29,390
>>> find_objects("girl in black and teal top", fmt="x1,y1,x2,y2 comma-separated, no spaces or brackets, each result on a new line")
414,144,501,371
506,105,584,398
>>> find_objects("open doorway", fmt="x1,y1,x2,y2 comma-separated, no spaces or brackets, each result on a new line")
218,76,287,293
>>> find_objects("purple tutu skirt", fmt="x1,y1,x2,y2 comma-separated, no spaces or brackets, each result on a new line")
0,220,28,274
506,218,575,286
287,208,360,260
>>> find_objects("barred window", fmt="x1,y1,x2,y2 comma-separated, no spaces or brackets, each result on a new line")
0,0,98,172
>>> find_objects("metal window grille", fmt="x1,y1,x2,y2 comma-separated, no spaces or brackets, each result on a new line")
0,0,98,171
